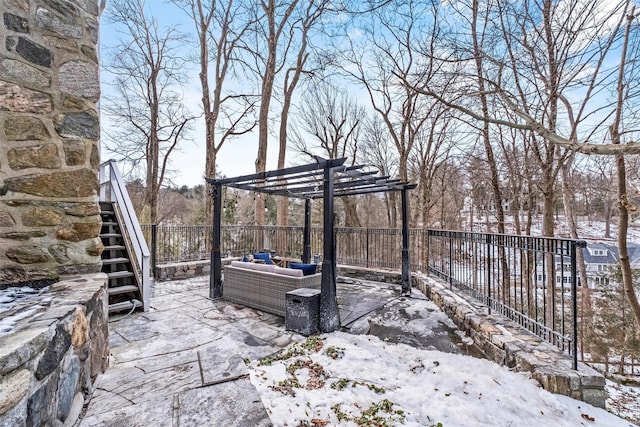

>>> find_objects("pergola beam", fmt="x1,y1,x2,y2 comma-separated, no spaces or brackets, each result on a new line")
207,156,416,333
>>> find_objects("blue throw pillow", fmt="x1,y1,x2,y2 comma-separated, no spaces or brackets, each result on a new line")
241,255,249,262
253,252,272,264
290,263,317,276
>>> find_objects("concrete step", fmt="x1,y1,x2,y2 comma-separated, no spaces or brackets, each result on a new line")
103,245,126,252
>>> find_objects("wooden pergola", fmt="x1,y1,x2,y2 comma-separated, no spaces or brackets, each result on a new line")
206,156,416,332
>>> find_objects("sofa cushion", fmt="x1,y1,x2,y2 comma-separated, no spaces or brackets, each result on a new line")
230,260,275,273
248,262,276,273
273,266,304,277
253,252,272,264
230,260,248,268
289,263,317,276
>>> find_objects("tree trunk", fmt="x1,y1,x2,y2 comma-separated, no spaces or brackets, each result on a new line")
611,6,640,328
472,0,504,236
342,197,361,228
561,161,589,290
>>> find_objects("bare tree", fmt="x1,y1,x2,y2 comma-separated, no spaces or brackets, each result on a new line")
610,4,640,327
102,0,194,224
407,106,458,228
359,115,399,227
471,0,506,234
290,81,365,226
245,0,299,226
276,0,333,226
339,0,446,226
174,0,257,229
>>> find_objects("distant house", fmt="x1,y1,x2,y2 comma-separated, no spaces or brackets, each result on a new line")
582,243,619,288
535,242,640,289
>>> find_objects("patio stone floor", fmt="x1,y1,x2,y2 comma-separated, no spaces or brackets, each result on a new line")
77,275,475,426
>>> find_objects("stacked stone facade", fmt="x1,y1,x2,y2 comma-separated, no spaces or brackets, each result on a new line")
0,0,103,285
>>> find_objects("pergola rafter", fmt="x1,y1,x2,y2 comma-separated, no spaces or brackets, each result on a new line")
206,156,416,332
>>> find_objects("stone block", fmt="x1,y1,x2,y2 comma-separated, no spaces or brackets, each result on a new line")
0,328,52,375
581,388,606,409
285,288,320,336
34,7,82,39
7,245,54,264
4,12,29,32
6,169,98,197
7,143,61,169
56,354,80,421
576,364,606,388
35,324,71,380
0,369,31,416
59,61,99,101
0,81,53,113
490,333,518,349
42,0,81,17
7,36,52,67
61,202,99,217
54,111,99,139
85,16,98,44
482,342,506,365
70,307,88,348
43,34,77,51
63,140,86,166
56,222,101,242
0,210,16,227
22,207,63,226
27,370,59,426
3,115,50,141
0,59,51,90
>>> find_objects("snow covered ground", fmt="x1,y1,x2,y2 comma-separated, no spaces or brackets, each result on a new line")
249,333,636,427
466,216,640,243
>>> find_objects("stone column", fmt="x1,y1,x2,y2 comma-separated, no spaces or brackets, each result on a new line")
0,0,103,285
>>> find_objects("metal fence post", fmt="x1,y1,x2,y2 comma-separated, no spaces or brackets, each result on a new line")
151,224,157,277
570,241,578,370
571,240,587,370
486,234,492,315
366,228,370,268
448,234,453,289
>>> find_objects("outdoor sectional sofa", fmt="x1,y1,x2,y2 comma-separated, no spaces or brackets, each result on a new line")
223,260,321,316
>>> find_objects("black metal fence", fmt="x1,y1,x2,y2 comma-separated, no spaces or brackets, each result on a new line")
142,225,430,270
141,224,583,367
427,230,586,369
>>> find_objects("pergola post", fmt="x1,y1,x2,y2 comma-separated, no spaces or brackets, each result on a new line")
302,198,312,263
210,181,223,299
319,165,340,332
401,187,411,295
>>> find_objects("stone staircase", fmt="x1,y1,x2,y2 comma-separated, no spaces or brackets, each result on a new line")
99,201,144,315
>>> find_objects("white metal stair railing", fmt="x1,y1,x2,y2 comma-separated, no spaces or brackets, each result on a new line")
99,159,150,311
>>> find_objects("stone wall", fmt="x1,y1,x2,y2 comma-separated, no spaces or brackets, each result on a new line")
0,273,109,426
0,0,103,286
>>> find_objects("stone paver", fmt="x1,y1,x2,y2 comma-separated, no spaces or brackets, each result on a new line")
78,276,300,426
78,275,468,426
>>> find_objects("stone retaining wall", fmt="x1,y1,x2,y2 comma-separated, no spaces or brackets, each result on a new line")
0,0,103,285
0,273,109,426
337,265,606,408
